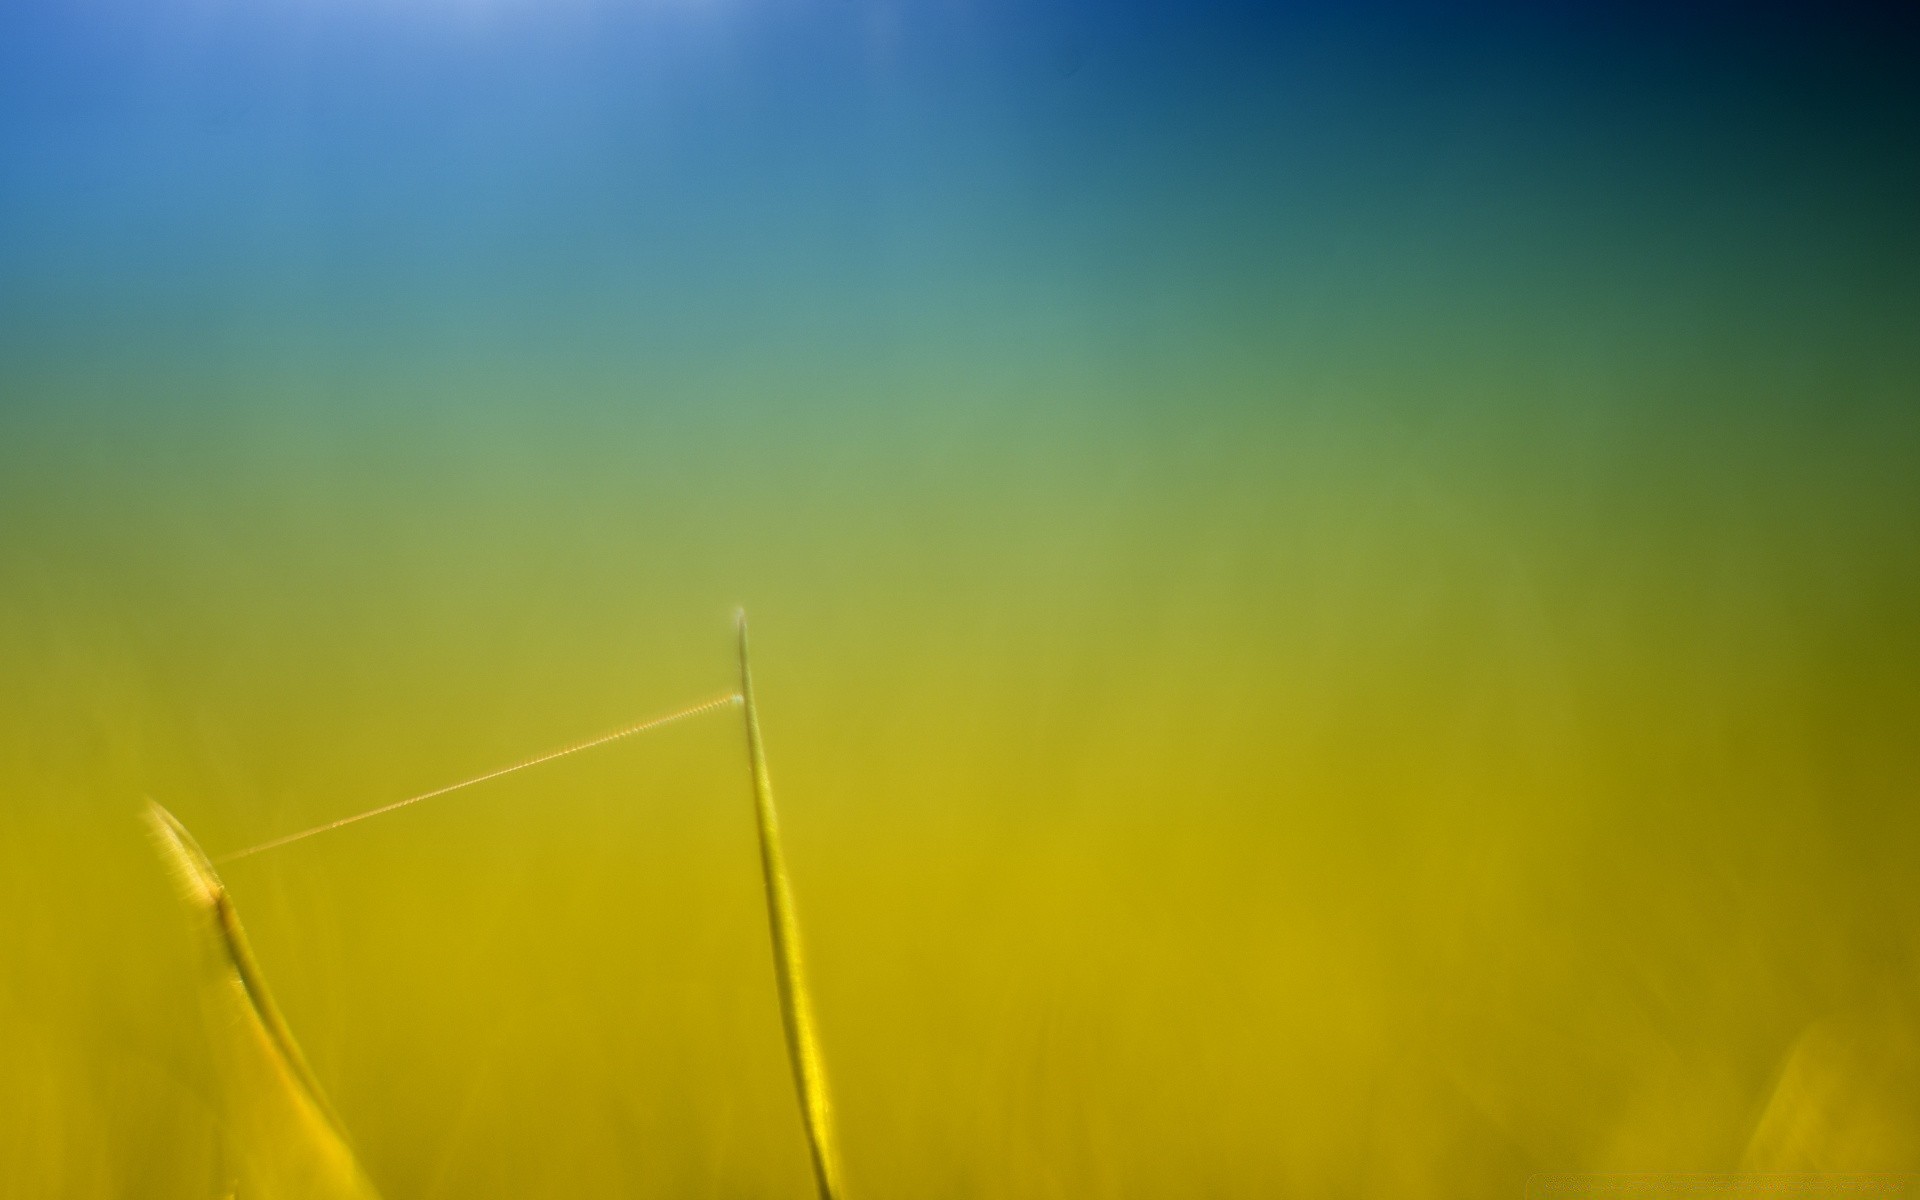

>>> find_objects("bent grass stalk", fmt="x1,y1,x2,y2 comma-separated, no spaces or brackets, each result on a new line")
147,801,380,1200
736,610,846,1200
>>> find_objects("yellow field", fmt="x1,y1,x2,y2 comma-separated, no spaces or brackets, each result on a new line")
3,385,1916,1196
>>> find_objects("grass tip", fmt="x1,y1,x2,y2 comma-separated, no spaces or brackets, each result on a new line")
145,798,223,911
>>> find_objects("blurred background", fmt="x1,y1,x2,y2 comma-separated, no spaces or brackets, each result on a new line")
2,0,1918,1196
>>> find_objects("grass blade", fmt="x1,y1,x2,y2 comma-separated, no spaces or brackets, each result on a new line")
147,801,380,1200
736,611,846,1200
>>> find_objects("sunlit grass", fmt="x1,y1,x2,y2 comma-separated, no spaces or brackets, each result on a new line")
737,610,845,1200
147,801,380,1200
139,617,848,1200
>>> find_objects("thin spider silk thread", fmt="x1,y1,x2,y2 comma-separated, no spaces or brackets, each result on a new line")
217,693,743,863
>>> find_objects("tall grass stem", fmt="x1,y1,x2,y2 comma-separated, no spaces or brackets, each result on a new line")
736,610,846,1200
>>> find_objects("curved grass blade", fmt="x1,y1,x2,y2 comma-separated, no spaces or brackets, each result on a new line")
147,801,380,1200
736,611,846,1200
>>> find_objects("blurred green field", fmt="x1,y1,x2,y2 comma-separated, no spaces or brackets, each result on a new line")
3,347,1918,1196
